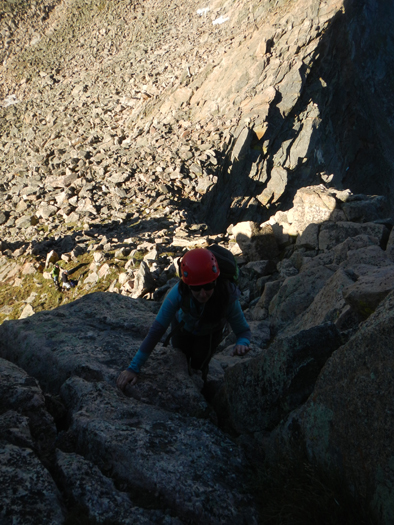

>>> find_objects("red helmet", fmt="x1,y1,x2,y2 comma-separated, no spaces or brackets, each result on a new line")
180,249,220,286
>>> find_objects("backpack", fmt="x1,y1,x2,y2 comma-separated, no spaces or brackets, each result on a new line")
206,244,239,284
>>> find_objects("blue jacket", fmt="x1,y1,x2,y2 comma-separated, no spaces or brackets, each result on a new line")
128,282,251,373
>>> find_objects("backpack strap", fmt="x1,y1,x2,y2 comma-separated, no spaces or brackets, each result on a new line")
162,320,185,347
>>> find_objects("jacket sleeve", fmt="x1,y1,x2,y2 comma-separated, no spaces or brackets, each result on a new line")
127,284,182,373
226,300,251,346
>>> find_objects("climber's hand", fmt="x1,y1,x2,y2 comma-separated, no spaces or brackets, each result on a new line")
117,369,138,391
231,345,249,356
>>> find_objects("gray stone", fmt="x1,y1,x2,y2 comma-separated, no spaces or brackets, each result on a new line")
341,195,388,223
319,221,389,252
269,265,335,334
56,450,166,524
233,221,279,262
214,323,341,433
0,211,8,225
257,166,288,206
342,265,394,318
285,268,357,335
231,127,253,162
0,443,65,525
61,376,258,524
19,304,35,319
131,261,156,298
267,291,394,524
287,185,337,236
15,214,38,228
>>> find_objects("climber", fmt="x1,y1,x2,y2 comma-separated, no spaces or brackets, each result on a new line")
51,263,61,288
61,269,77,290
117,248,251,391
61,269,73,290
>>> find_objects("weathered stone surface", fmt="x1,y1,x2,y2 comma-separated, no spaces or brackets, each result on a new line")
0,294,259,523
0,443,65,525
269,266,335,334
341,194,388,223
342,266,394,318
252,280,282,321
284,268,357,335
265,291,394,524
45,250,59,268
19,304,35,319
231,127,254,162
0,358,57,464
0,358,63,523
319,221,389,252
0,293,154,393
132,261,156,298
287,186,337,235
1,0,394,519
214,323,342,434
60,376,258,524
257,166,288,206
125,346,214,419
233,221,279,262
56,450,172,524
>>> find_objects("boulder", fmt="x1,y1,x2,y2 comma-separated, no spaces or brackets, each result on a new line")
0,358,57,464
287,185,337,235
45,250,59,268
125,345,216,419
213,323,342,434
319,221,389,252
0,293,154,394
56,450,169,524
257,166,288,206
132,261,156,298
232,221,279,262
342,266,394,318
269,265,335,334
60,376,258,524
252,280,282,321
0,361,63,520
19,304,35,319
341,194,388,223
0,439,65,525
265,290,394,524
284,268,358,335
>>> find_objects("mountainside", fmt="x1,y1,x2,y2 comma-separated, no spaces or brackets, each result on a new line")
1,0,394,523
1,0,394,236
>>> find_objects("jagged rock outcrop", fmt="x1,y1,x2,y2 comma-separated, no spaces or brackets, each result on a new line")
213,322,343,434
0,358,64,524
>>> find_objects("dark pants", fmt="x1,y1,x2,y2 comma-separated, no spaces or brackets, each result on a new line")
171,319,224,379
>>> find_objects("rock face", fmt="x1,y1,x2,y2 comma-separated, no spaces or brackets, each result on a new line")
263,290,394,524
0,359,64,524
214,323,342,434
2,185,394,521
1,0,394,243
0,293,258,524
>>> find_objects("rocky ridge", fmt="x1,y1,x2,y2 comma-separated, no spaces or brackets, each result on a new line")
1,0,394,523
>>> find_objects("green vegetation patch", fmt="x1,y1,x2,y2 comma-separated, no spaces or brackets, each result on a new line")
0,250,123,324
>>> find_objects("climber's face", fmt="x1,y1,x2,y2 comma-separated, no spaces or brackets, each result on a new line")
190,286,214,303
